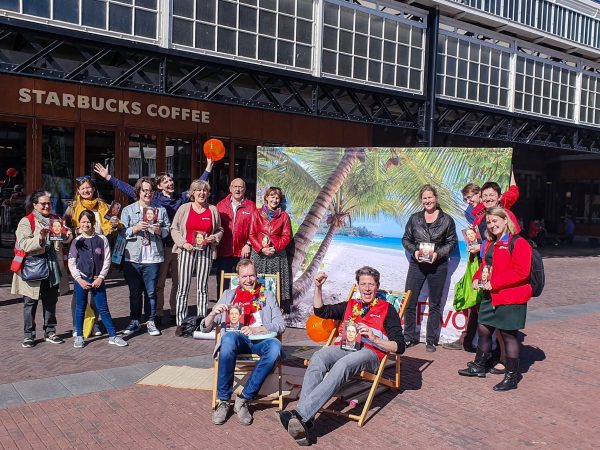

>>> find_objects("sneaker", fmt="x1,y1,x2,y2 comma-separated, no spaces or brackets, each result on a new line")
123,321,140,336
108,336,128,347
213,400,231,425
146,320,161,336
73,336,84,349
45,334,64,344
22,337,35,348
426,341,436,352
442,339,464,350
92,323,102,336
233,395,252,426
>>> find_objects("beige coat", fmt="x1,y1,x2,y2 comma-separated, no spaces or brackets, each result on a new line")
170,203,223,259
11,215,71,299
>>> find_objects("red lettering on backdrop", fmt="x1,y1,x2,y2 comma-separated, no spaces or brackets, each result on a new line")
413,301,467,331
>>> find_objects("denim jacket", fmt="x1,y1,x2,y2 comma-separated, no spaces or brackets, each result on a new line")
120,202,171,263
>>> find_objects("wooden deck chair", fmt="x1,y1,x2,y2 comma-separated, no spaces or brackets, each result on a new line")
211,271,284,411
313,285,411,427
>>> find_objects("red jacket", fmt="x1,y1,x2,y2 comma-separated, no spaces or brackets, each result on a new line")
216,195,257,257
472,185,521,233
474,235,532,306
249,208,292,253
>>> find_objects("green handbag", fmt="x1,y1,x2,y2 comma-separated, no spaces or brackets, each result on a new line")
453,257,481,311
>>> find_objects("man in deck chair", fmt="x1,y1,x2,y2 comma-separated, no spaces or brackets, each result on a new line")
277,266,405,445
201,258,285,426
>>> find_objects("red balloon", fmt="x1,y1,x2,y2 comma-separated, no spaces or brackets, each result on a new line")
203,138,226,161
306,314,337,343
6,168,18,178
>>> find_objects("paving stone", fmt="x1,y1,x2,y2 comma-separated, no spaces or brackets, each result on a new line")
0,384,24,408
12,378,70,403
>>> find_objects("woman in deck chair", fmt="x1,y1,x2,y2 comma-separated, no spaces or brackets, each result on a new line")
277,267,405,445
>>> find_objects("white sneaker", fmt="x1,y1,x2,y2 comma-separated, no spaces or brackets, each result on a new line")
73,336,84,349
146,320,161,336
108,336,128,347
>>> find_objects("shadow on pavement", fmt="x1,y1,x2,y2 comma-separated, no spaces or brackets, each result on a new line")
520,344,546,374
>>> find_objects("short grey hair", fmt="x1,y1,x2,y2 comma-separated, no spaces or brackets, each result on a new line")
355,266,381,286
188,179,211,201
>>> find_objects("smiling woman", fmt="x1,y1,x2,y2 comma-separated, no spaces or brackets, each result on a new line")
401,184,458,352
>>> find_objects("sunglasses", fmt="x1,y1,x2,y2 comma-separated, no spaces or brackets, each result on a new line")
76,175,94,184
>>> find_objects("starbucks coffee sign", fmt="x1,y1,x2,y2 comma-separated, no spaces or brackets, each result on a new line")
18,87,210,123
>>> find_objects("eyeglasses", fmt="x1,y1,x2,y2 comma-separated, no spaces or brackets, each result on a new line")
37,202,51,206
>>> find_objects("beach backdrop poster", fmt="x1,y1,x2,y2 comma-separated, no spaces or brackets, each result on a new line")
257,147,512,342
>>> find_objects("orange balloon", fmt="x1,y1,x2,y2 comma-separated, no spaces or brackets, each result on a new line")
203,138,226,161
306,314,336,343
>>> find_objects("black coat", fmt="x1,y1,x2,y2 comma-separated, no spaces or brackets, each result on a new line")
402,208,458,262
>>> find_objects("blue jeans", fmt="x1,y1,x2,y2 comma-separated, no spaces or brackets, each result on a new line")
73,276,116,337
295,346,379,422
217,332,282,401
123,261,160,322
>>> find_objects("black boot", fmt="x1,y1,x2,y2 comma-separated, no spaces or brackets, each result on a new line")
458,348,491,378
493,358,521,391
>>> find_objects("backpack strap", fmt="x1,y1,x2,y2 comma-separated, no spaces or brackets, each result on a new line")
26,213,36,232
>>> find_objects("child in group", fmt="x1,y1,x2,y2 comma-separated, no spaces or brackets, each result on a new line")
68,210,128,348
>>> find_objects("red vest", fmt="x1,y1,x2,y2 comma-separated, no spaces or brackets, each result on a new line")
336,298,390,360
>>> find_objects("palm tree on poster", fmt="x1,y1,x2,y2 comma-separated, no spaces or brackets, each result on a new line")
257,147,367,277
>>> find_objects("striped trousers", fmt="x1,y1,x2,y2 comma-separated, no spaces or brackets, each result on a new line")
174,247,213,325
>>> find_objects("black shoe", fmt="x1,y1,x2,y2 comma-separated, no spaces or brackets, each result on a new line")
22,337,35,348
426,343,436,352
458,348,491,378
276,410,293,430
489,362,506,375
405,339,418,348
493,358,521,391
154,316,162,327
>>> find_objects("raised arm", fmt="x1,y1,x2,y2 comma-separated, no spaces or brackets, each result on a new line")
94,163,136,201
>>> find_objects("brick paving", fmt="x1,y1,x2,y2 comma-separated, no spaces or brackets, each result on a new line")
0,253,599,448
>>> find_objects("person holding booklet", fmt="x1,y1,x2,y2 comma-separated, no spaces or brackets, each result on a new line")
12,191,72,348
120,177,171,337
170,180,223,336
200,259,284,426
68,210,128,348
458,207,532,391
249,186,292,308
276,267,404,445
63,175,122,336
401,184,457,352
94,160,213,325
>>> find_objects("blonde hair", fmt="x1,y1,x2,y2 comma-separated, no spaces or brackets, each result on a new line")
485,207,517,241
188,180,211,202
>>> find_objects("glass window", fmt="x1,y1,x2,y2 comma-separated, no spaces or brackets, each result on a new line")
173,0,194,18
85,130,116,204
82,0,106,29
232,144,256,202
127,134,157,187
23,0,50,17
54,0,79,23
173,18,194,46
109,3,132,34
0,0,19,12
165,137,193,197
175,0,314,72
135,9,156,38
42,126,74,216
0,122,27,259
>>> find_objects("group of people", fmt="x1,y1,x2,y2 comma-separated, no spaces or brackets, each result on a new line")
203,174,533,446
11,160,293,349
11,165,534,446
